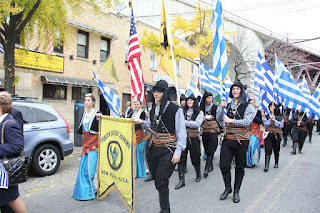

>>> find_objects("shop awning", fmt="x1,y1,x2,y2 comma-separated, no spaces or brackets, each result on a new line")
41,75,118,93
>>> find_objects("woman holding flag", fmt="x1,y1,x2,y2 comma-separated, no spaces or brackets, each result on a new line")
220,80,256,203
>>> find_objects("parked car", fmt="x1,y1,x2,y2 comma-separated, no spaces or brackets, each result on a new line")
12,101,73,176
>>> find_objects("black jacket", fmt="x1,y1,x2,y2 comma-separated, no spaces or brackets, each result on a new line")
77,110,101,135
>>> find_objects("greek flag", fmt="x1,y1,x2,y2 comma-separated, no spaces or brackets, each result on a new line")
223,75,233,103
212,0,229,83
309,83,320,119
300,76,312,102
0,161,8,189
93,71,120,117
276,57,309,113
254,52,274,114
0,43,4,54
250,76,260,101
199,62,222,96
186,79,202,98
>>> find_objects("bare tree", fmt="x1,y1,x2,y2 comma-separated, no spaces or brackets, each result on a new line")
228,28,258,81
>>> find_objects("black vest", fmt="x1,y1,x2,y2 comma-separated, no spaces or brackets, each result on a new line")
203,104,218,118
150,102,179,134
227,102,249,120
184,109,200,121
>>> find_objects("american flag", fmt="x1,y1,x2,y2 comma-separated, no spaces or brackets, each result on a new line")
47,31,53,55
0,43,4,54
128,10,145,103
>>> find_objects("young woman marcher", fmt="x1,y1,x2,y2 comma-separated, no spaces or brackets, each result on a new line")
72,93,101,200
133,80,186,213
219,80,256,203
0,95,27,213
307,114,315,143
130,100,147,178
262,103,284,172
291,110,309,154
200,92,224,178
282,107,291,147
175,94,204,189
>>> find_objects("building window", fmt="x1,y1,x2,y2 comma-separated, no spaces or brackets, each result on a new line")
43,84,67,100
150,51,157,71
77,30,89,58
125,41,129,62
191,64,195,79
54,42,64,54
100,37,110,62
72,87,92,100
176,61,181,76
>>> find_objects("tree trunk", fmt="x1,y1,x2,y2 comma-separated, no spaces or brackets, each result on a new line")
4,37,16,94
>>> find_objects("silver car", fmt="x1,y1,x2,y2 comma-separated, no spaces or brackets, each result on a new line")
13,101,73,176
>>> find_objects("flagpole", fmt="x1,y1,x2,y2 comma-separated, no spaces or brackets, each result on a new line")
164,0,180,104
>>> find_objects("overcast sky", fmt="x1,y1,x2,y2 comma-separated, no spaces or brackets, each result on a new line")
198,0,320,54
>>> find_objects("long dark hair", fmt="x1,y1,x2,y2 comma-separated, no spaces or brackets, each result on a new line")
183,95,200,116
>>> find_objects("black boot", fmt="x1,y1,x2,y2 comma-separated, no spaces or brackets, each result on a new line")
274,153,279,168
195,165,201,182
175,164,185,190
203,155,213,178
220,172,232,200
159,191,170,213
264,154,271,172
208,154,214,172
283,136,287,147
144,173,154,182
291,142,297,155
233,189,240,203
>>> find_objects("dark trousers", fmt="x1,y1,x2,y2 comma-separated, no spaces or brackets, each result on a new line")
308,125,314,141
180,137,201,167
202,132,218,156
292,129,307,151
150,145,176,212
219,139,249,190
265,133,281,155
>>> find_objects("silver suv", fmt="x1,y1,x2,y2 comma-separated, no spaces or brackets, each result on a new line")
13,101,73,176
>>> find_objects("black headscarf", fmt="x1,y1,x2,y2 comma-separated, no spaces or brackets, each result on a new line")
183,94,200,116
229,80,247,104
200,91,212,113
152,80,169,117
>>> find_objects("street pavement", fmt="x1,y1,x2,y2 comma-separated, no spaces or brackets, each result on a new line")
19,131,320,213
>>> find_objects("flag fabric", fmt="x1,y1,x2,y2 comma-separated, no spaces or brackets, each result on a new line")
0,43,4,54
159,0,175,81
199,62,222,96
276,57,309,113
0,161,8,189
103,54,119,82
249,76,260,101
223,75,233,103
300,76,312,102
97,116,135,212
93,71,120,117
255,52,274,114
186,79,202,98
212,0,229,83
309,83,320,119
47,31,54,56
128,10,145,103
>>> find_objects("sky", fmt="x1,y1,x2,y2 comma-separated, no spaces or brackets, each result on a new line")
198,0,320,55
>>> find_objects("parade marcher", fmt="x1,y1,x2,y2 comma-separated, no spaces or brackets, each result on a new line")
219,80,256,203
131,100,147,178
180,94,187,108
307,114,315,143
262,103,284,172
73,93,101,201
133,80,186,213
200,91,224,178
291,110,309,154
282,106,291,147
123,101,134,118
246,99,262,168
175,94,204,189
316,119,320,134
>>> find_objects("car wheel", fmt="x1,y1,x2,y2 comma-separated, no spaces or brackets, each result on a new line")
31,144,61,176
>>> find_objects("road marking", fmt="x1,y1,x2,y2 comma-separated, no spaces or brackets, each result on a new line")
245,143,310,213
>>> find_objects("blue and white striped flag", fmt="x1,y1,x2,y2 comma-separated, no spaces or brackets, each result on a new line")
254,52,274,114
250,76,260,101
0,43,4,54
186,79,202,98
301,76,312,102
309,83,320,119
199,62,222,96
212,0,229,83
223,75,233,103
0,161,8,189
276,57,309,113
93,71,120,117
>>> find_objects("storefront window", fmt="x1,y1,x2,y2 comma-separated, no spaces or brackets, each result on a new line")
43,84,67,99
72,87,92,100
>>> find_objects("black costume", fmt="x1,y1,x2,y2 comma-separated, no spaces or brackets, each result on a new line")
291,111,309,154
282,108,291,147
307,115,315,143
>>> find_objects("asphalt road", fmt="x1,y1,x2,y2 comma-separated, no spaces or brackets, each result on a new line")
19,132,320,213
